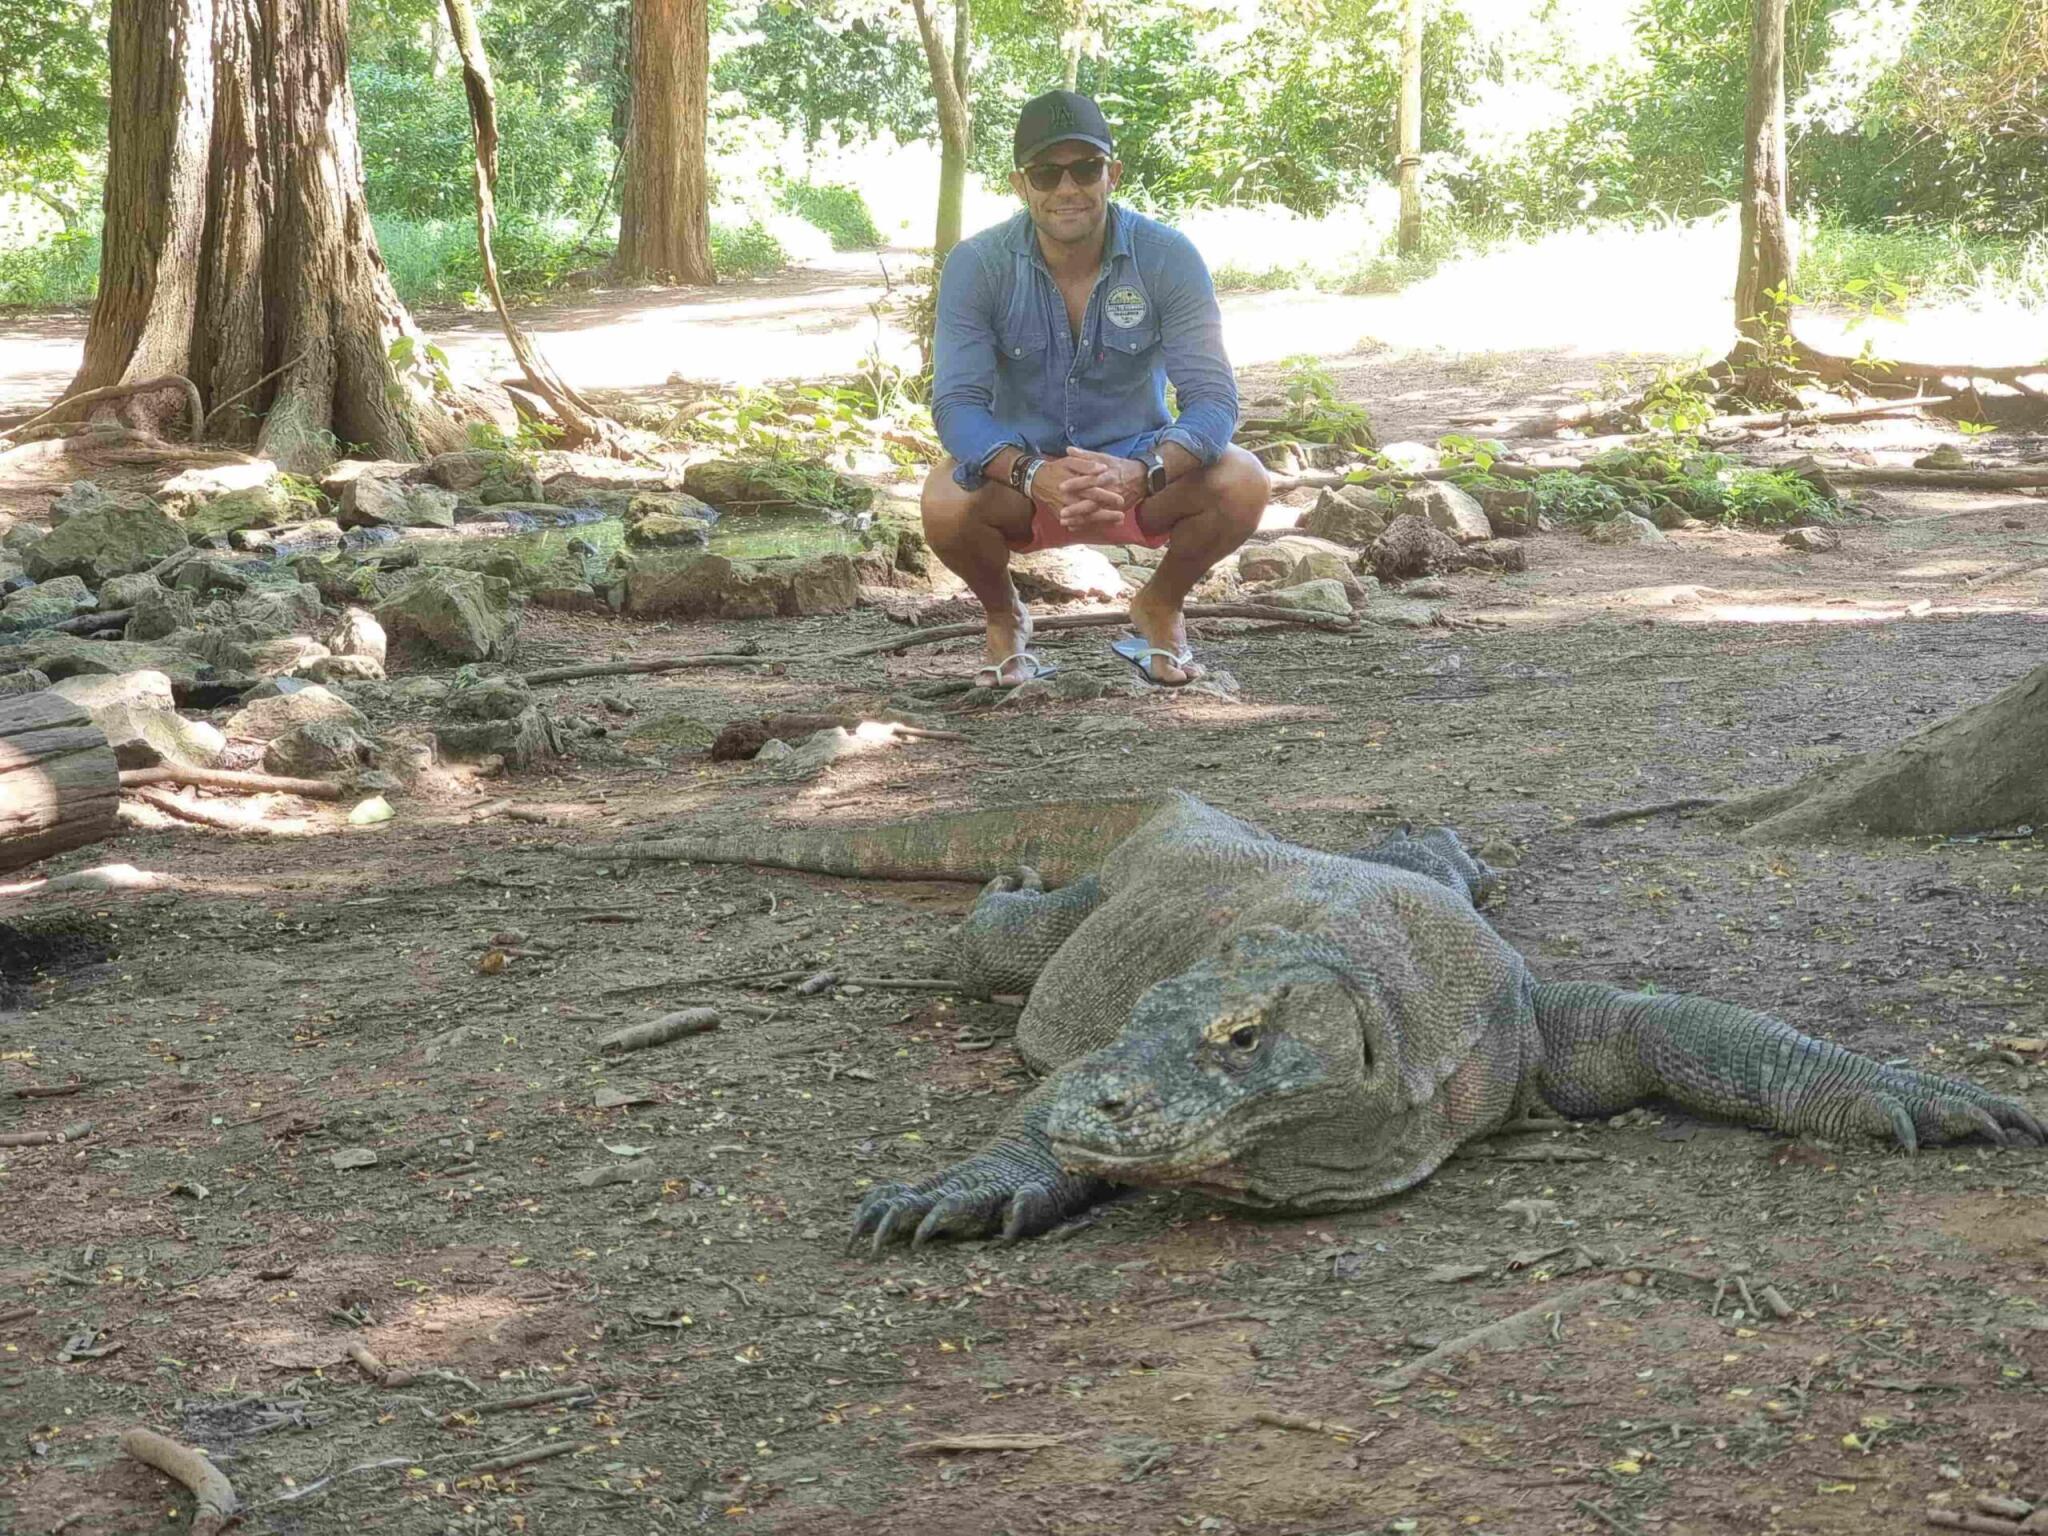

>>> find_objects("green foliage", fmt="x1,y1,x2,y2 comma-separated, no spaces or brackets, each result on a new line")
775,181,883,251
0,227,98,306
464,417,561,471
1532,470,1632,525
709,222,790,279
0,0,107,224
1259,355,1376,448
1437,434,1506,473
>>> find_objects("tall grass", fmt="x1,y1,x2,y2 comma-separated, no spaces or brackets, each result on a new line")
1798,217,2048,310
0,229,99,307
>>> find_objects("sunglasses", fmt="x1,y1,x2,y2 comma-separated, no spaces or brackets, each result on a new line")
1022,156,1108,192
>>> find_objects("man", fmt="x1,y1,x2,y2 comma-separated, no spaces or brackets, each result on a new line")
922,90,1269,687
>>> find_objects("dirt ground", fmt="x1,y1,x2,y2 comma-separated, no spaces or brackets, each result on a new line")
2,274,2047,1536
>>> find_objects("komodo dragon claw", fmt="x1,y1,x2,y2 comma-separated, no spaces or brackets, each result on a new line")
849,1151,1107,1255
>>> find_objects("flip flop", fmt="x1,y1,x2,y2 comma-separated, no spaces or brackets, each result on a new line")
973,650,1058,689
1110,631,1204,688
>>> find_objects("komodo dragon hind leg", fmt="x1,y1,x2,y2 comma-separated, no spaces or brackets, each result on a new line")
955,871,1106,997
1348,827,1499,907
1532,982,2045,1150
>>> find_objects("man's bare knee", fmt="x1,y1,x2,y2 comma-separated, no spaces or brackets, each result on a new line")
1207,446,1271,532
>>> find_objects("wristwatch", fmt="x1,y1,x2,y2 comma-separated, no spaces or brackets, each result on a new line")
1138,448,1169,496
1009,453,1045,498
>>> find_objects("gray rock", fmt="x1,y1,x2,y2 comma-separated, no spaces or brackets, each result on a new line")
239,675,321,701
626,491,718,526
543,461,688,506
0,668,51,697
157,461,281,507
99,573,162,610
619,552,857,620
1378,441,1440,473
124,586,197,642
48,669,225,769
626,511,714,549
420,450,543,503
1299,484,1391,546
1781,526,1842,552
194,628,331,677
339,475,457,530
294,651,385,684
2,521,48,553
172,556,253,597
374,569,517,663
1368,514,1462,581
1914,444,1967,470
263,718,378,778
24,500,188,586
327,606,387,666
224,683,366,741
1453,539,1529,573
1258,578,1354,618
1401,577,1452,599
754,737,795,762
1010,546,1124,602
1474,484,1542,536
1235,545,1293,584
1586,512,1666,546
768,727,856,780
6,635,211,685
50,480,144,523
0,575,97,631
1401,481,1493,544
1052,670,1112,701
436,681,557,769
220,582,327,640
1287,549,1370,600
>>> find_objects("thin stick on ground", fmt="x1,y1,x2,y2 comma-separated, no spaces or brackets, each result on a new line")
467,1383,596,1415
1576,796,1727,829
0,1121,94,1148
460,1440,585,1478
900,1434,1064,1454
1252,1409,1363,1437
598,1008,721,1054
1924,1512,2027,1535
1828,466,2048,491
120,766,347,800
119,1428,238,1536
1371,1280,1618,1391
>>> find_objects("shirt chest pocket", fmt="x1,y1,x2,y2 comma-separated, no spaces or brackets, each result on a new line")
997,301,1049,370
1091,317,1161,383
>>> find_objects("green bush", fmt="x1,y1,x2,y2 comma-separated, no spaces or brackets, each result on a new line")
0,228,99,306
775,181,882,251
710,222,788,278
372,216,604,306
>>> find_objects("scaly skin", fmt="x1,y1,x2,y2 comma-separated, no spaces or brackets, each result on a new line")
846,795,2043,1252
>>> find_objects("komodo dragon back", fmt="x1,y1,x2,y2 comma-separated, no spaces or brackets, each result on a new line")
573,794,1174,886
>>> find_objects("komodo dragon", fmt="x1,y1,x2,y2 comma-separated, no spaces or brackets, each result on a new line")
587,793,2043,1248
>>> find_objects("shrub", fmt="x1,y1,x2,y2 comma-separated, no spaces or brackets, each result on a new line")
774,181,882,251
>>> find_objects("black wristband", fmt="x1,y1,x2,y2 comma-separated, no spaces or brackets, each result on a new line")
1008,453,1043,496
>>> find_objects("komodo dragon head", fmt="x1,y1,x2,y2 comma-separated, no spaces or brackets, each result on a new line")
1042,926,1456,1209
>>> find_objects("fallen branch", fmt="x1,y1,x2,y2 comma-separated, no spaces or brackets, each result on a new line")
1252,1409,1363,1438
198,349,309,435
833,602,1357,660
0,1305,36,1326
119,1427,238,1536
1705,394,1956,434
1963,555,2048,589
598,1008,721,1054
1168,1309,1269,1332
129,786,281,834
822,975,968,994
48,608,132,636
0,1120,94,1148
120,766,347,801
524,653,772,685
1575,796,1727,829
1371,1280,1618,1391
900,1434,1064,1454
1925,1512,2026,1535
467,1383,596,1415
459,1441,584,1478
1,376,206,445
1827,466,2048,492
14,1081,88,1099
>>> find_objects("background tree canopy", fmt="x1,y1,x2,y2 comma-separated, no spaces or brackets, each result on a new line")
1,0,2042,306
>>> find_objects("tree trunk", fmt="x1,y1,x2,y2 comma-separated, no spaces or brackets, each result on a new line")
0,692,118,874
1730,0,1794,394
1061,0,1087,90
1714,663,2048,840
912,0,972,263
1396,0,1423,257
615,0,715,286
61,0,475,470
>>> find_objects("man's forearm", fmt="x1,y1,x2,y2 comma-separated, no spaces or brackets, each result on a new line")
983,446,1027,490
1156,440,1200,484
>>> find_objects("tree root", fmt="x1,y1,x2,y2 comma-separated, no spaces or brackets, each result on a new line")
120,767,347,801
0,376,206,445
119,1427,238,1536
598,1008,721,1054
1576,796,1727,829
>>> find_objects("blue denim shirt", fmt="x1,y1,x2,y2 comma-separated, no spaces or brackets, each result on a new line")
932,204,1239,489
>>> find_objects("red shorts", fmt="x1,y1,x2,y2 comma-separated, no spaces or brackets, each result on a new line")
1008,498,1172,554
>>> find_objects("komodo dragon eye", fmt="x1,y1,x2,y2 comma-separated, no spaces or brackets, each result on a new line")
1228,1025,1261,1051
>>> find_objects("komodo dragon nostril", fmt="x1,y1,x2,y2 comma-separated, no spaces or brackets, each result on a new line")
1096,1091,1132,1119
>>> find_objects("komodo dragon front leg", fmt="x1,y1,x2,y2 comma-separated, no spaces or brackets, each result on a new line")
1533,982,2045,1148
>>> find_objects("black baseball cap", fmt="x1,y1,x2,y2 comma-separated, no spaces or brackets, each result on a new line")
1013,90,1114,166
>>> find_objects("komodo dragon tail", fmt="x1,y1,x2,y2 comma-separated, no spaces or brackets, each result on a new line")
569,795,1173,886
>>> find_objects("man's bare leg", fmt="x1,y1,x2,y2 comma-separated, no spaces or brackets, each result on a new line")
920,464,1040,686
1125,446,1270,684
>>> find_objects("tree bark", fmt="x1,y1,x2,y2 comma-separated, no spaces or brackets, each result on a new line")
1730,0,1794,394
1396,0,1423,256
0,692,119,874
912,0,972,263
614,0,715,286
60,0,476,469
1714,664,2048,840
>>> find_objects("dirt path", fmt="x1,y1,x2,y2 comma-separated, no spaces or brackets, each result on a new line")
3,244,2047,1536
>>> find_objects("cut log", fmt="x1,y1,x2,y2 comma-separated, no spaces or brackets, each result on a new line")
0,691,119,873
